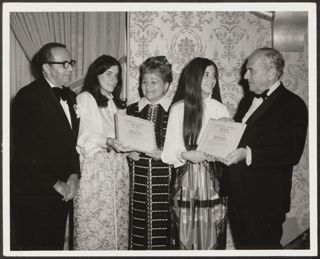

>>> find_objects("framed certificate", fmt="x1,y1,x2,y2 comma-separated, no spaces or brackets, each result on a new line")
197,119,246,158
115,113,157,153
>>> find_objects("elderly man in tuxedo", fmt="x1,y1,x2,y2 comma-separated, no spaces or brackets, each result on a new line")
11,42,80,250
222,47,308,249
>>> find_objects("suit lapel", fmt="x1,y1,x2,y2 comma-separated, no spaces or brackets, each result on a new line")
234,94,254,123
37,77,74,134
64,88,79,137
245,84,285,127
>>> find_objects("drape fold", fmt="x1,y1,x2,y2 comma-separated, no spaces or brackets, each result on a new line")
10,12,127,96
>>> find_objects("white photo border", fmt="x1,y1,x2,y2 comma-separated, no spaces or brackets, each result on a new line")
2,2,317,257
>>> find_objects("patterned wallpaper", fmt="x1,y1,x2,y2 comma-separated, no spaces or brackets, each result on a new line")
127,11,309,246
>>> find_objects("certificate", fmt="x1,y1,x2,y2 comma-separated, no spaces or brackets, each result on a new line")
115,113,156,153
197,119,246,158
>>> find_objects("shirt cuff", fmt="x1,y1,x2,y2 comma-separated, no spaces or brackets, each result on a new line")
246,146,252,166
178,151,186,164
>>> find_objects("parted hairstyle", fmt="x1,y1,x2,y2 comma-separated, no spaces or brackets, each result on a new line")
173,57,222,151
251,47,285,79
81,55,125,109
138,56,173,97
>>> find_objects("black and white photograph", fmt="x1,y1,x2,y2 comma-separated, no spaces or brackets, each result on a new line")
2,2,317,257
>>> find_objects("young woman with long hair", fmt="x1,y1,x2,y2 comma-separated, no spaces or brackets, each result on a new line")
161,57,229,249
74,55,130,250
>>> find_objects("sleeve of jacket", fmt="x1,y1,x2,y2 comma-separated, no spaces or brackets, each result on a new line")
67,90,81,178
251,96,308,168
11,89,59,192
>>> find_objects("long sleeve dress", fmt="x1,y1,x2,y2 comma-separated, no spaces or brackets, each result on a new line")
161,96,230,250
73,92,129,250
126,96,175,250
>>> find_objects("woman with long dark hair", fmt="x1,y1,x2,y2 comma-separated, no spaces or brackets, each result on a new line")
161,57,229,249
74,55,130,250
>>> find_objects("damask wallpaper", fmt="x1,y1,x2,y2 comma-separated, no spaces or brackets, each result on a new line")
127,11,309,247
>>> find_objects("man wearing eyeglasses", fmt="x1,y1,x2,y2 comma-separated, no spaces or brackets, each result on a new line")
11,42,80,250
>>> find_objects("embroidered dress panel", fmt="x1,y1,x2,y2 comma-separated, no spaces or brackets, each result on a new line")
127,100,174,250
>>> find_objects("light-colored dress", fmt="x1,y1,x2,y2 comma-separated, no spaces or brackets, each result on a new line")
73,92,129,250
161,96,230,250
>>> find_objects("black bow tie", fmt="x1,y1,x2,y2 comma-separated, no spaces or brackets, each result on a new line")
253,90,269,100
52,87,68,101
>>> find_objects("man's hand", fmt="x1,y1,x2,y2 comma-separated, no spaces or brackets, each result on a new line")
65,174,79,201
53,180,71,201
181,150,208,164
223,148,247,166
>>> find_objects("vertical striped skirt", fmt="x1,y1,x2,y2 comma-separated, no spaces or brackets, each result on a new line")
128,157,174,250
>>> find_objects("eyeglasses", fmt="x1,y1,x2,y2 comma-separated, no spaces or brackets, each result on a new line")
47,59,76,69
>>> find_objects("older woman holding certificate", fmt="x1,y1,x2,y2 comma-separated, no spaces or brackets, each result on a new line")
161,57,230,250
74,55,131,250
126,56,175,250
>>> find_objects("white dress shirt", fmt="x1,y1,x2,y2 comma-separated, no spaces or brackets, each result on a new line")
161,96,230,168
138,96,171,112
242,81,281,165
242,81,281,123
44,77,72,128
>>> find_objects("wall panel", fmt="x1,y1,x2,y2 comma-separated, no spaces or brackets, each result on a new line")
128,11,309,247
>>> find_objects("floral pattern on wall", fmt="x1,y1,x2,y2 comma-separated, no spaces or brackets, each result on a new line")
128,12,273,114
281,42,309,237
128,11,309,246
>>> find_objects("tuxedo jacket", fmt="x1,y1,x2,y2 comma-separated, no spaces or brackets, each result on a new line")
227,83,308,214
11,76,80,198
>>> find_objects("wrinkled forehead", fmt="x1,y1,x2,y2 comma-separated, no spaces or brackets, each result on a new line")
143,69,164,81
50,47,71,61
143,67,161,75
246,53,264,68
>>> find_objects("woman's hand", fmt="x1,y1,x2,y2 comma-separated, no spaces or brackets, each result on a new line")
181,150,208,164
206,154,216,162
107,138,132,153
145,149,162,161
129,151,140,161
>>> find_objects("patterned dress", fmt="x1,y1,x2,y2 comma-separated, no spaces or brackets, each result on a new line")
126,97,175,250
161,97,230,250
73,92,129,250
